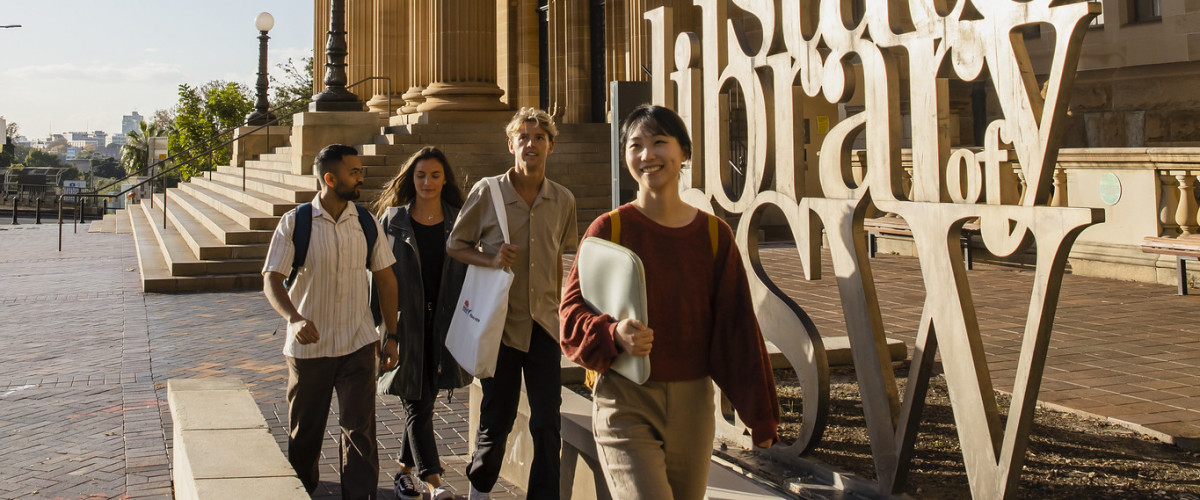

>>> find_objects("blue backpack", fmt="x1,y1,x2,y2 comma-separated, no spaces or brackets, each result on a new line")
284,202,378,289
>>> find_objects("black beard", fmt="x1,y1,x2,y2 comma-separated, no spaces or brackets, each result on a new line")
335,184,361,201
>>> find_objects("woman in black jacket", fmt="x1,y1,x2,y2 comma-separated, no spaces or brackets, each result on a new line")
372,146,471,500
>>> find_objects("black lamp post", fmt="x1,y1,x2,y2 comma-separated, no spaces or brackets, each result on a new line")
310,0,361,111
246,12,276,126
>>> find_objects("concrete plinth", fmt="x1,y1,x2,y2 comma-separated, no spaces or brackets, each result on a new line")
289,111,382,175
231,126,292,168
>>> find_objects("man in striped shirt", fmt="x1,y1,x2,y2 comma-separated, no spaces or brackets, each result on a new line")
263,144,400,499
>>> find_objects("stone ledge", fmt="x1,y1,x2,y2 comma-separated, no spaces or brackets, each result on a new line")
168,377,307,500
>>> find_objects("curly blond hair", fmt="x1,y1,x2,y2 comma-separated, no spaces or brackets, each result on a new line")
504,107,558,142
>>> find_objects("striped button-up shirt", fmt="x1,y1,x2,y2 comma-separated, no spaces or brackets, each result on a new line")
262,196,396,359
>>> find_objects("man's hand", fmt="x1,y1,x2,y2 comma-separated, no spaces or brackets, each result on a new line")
614,318,653,356
291,317,320,345
379,337,399,371
490,243,519,268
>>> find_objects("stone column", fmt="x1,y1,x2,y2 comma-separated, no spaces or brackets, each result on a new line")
418,0,507,113
402,0,431,114
367,0,407,116
346,0,375,95
313,0,331,95
547,0,591,123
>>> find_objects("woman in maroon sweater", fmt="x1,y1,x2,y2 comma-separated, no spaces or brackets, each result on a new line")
559,104,779,499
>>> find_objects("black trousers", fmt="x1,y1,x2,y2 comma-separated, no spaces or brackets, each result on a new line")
286,343,379,500
467,325,562,499
398,326,444,480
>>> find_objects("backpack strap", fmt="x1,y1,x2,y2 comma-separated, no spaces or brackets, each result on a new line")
355,204,378,270
285,203,313,290
284,202,377,290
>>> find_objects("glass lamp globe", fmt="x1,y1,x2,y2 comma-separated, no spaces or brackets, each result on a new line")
254,12,274,32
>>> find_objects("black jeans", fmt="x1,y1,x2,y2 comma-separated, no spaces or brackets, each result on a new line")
399,327,444,480
467,325,562,499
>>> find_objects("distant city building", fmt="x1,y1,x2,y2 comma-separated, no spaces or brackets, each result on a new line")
121,112,143,135
109,133,127,147
0,117,7,139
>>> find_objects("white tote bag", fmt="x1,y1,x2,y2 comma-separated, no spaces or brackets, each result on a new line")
446,177,513,378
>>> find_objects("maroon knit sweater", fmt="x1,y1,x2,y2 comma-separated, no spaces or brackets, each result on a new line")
559,204,780,444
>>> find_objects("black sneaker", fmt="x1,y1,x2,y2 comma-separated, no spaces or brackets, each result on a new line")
393,473,422,500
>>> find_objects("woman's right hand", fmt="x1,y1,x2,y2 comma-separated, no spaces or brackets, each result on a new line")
490,243,519,268
614,318,653,356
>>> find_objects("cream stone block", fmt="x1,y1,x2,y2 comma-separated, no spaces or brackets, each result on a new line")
169,390,269,431
192,477,308,500
231,126,292,168
179,429,296,479
289,111,381,175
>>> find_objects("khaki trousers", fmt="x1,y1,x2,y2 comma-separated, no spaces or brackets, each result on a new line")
592,373,715,500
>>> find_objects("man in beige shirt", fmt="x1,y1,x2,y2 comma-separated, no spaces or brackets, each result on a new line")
447,108,578,500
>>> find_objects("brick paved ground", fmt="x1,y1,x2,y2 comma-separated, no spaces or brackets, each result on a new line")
5,220,1200,499
0,223,171,500
754,242,1200,445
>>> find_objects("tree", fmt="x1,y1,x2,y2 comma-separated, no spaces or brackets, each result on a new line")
151,108,175,131
3,118,18,140
92,156,123,179
167,81,253,181
270,56,313,126
121,121,166,176
25,149,64,170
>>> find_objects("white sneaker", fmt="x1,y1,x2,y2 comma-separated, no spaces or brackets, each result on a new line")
430,486,455,500
393,473,422,500
468,484,491,500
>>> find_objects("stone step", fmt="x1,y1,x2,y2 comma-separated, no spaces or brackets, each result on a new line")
155,193,268,260
207,170,317,203
128,205,263,292
178,182,281,231
217,164,320,192
127,206,179,292
115,209,132,234
137,201,264,277
167,189,273,245
189,177,298,217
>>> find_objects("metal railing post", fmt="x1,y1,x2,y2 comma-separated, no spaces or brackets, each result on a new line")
57,197,63,251
74,198,79,233
10,198,17,224
36,198,42,224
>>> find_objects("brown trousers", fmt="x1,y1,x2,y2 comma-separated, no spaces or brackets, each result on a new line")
592,373,716,500
286,343,379,500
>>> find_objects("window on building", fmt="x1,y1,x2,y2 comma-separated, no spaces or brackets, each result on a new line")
1129,0,1162,24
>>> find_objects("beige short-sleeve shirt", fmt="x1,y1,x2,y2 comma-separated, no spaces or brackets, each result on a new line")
448,171,578,352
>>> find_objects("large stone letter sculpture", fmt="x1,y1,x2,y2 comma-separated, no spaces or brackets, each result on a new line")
645,1,1103,497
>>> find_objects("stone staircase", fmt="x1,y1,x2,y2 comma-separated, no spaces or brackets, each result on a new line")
122,121,612,292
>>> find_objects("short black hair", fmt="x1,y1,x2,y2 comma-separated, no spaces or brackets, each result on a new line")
314,144,359,178
619,104,692,160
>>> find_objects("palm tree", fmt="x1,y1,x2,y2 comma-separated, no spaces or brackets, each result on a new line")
120,121,167,176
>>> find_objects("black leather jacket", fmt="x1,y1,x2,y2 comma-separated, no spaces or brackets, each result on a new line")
373,200,471,399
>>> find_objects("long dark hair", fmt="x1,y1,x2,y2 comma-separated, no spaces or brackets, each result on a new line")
371,146,464,217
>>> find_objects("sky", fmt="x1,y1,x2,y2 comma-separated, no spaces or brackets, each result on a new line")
0,1,314,139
